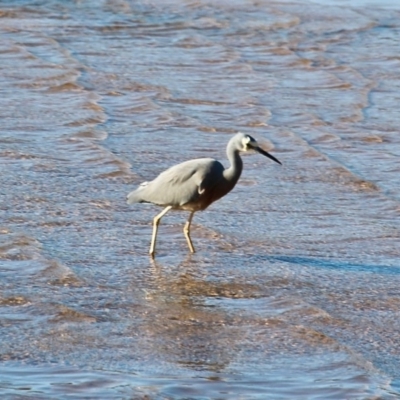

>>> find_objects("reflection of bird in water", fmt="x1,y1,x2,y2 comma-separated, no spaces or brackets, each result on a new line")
127,132,281,257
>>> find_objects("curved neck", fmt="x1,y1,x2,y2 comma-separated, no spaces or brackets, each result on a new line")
223,140,243,184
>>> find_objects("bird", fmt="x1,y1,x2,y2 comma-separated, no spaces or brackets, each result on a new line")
127,132,281,257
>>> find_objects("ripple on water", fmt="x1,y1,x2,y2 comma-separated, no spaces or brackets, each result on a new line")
1,0,400,398
0,356,394,399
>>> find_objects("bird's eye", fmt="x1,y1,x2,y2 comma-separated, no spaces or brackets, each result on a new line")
246,136,256,146
241,135,256,150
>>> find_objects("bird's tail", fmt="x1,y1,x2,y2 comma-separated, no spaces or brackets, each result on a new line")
126,182,148,204
127,189,145,204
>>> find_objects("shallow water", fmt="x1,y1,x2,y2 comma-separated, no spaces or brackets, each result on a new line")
1,0,400,398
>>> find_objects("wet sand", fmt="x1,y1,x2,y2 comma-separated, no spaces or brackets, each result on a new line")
1,0,400,398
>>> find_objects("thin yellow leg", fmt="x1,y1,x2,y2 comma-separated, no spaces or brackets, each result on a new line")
150,206,172,257
183,211,196,253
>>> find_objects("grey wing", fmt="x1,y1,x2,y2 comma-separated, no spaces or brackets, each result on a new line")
134,158,224,207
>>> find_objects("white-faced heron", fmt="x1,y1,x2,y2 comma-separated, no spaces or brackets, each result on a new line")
127,132,281,256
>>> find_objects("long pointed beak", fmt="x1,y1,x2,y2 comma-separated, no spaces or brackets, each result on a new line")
254,146,282,165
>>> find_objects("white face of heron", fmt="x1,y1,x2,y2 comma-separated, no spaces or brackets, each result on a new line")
241,135,258,151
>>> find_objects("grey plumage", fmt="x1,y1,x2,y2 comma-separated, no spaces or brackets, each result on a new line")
127,158,224,209
127,132,281,256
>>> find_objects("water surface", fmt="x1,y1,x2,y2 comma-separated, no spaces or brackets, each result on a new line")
1,0,400,398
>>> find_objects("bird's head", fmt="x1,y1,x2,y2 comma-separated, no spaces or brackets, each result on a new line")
238,133,281,165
